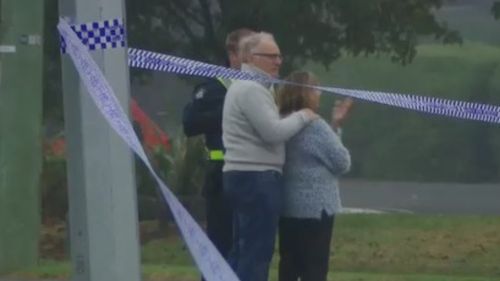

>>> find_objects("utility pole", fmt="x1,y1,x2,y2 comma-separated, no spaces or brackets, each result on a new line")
0,0,44,274
58,0,141,280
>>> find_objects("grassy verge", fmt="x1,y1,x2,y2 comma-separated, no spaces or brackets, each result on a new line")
4,214,500,280
140,214,500,277
331,214,500,275
143,265,500,281
8,263,500,281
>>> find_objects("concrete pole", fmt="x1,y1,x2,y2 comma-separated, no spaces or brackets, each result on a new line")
58,0,141,280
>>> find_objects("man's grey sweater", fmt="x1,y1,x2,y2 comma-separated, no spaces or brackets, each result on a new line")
222,64,312,172
282,119,351,218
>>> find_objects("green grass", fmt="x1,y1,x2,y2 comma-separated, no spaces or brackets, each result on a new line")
11,263,500,281
142,214,500,275
6,214,500,280
331,215,500,275
143,266,500,281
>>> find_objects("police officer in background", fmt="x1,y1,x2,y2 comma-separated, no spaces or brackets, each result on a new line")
182,28,255,264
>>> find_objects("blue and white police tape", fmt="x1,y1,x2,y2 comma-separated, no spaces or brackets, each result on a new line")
321,86,500,124
65,19,500,124
128,48,500,124
58,19,240,281
60,18,126,53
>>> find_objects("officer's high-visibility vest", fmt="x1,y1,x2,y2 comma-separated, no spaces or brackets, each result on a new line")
207,78,232,161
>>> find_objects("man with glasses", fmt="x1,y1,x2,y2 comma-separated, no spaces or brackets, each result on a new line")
222,32,317,281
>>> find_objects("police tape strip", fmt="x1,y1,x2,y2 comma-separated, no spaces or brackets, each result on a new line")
64,19,500,124
60,18,126,53
58,19,240,281
128,48,500,124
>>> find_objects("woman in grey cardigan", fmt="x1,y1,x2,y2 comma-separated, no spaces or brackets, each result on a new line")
277,71,351,281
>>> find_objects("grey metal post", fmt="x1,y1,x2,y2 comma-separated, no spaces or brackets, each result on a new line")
58,1,141,280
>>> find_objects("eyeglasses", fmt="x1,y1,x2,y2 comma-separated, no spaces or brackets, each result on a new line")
252,52,283,60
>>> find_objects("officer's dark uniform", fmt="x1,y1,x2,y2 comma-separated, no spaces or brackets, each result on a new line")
182,78,232,261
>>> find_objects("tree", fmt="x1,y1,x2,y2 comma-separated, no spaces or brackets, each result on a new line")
126,0,462,72
492,1,500,19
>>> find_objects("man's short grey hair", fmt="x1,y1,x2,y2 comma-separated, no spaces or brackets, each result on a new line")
239,32,276,62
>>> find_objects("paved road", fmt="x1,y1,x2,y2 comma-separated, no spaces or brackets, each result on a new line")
340,180,500,215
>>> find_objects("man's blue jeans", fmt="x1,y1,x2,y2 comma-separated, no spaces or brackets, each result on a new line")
223,170,282,281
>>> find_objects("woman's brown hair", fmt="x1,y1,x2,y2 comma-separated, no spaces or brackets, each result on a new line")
277,71,319,116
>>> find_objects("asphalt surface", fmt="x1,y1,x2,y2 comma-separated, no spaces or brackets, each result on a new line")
340,180,500,215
